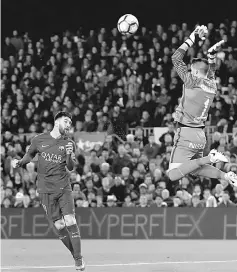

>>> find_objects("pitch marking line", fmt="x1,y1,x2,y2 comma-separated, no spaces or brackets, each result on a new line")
2,260,237,270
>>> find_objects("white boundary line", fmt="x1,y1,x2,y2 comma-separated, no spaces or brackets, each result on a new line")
1,260,237,270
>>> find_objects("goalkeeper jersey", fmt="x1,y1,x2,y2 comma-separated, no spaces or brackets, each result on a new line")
171,48,217,128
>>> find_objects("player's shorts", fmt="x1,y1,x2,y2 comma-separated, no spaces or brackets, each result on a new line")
39,189,75,222
168,124,206,172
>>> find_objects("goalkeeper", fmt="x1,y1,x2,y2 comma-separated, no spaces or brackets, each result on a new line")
167,25,237,187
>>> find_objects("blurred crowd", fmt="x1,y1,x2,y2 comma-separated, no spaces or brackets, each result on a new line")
1,20,237,208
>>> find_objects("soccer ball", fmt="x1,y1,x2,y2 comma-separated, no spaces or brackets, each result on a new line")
117,14,139,35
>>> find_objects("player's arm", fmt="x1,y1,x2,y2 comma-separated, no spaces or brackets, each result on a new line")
13,136,38,168
171,44,190,83
66,141,77,171
206,57,216,80
171,26,201,84
206,59,216,80
207,40,225,80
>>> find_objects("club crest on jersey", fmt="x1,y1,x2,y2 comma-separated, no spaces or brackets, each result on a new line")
59,146,65,151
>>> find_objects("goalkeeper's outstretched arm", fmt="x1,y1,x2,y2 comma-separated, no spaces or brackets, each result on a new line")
207,55,216,80
171,43,190,83
171,26,201,84
207,40,225,80
172,25,207,84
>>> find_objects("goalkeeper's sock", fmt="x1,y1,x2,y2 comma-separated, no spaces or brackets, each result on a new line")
168,155,211,181
58,227,74,257
67,224,82,260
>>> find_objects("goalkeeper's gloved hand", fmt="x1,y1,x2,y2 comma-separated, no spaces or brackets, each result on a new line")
207,40,225,62
197,25,208,41
185,25,208,47
208,40,225,55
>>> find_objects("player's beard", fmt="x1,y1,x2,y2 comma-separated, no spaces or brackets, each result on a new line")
59,125,69,136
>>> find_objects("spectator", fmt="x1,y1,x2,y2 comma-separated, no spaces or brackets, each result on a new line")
225,53,237,76
82,179,98,198
109,176,126,206
125,100,140,127
122,194,135,207
72,183,86,201
106,195,117,207
159,123,175,143
173,196,183,207
28,187,40,207
228,137,237,155
92,173,102,189
134,127,148,149
3,187,14,205
140,93,157,117
137,195,149,207
161,189,173,207
3,37,16,59
213,184,224,204
126,134,138,149
96,195,105,207
152,194,167,207
14,192,24,208
191,195,204,207
75,197,89,208
2,197,13,208
217,191,236,207
10,30,24,51
87,149,100,167
112,145,132,174
182,190,192,207
121,167,134,191
82,110,96,132
144,134,160,159
101,177,111,203
203,188,218,207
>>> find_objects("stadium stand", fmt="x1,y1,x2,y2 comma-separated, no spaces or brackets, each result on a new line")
1,20,237,208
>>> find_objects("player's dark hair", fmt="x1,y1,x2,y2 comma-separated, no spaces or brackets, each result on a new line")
54,111,72,122
72,182,80,190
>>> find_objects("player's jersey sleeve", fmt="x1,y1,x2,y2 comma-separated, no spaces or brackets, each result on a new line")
171,48,197,88
207,62,216,80
27,136,38,157
20,135,39,166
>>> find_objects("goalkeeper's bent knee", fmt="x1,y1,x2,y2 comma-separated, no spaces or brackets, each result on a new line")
167,168,185,181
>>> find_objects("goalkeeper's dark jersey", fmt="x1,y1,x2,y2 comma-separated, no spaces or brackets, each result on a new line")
27,132,75,193
171,48,217,128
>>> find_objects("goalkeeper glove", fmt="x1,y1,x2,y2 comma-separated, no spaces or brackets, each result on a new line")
185,25,208,47
207,40,225,62
208,40,225,55
198,25,208,41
